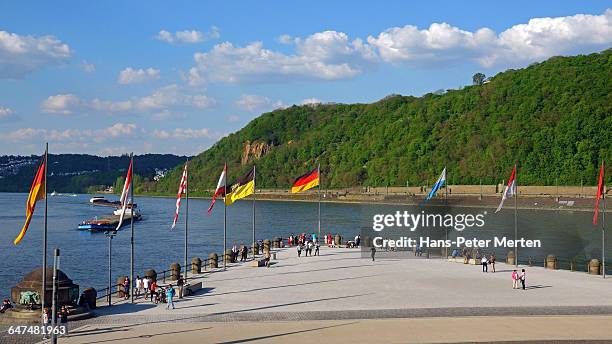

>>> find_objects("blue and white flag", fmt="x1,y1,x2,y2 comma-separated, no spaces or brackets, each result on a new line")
425,167,446,202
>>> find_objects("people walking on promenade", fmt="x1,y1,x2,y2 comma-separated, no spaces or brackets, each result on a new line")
177,275,184,299
122,277,130,300
512,270,518,289
135,276,143,298
307,241,313,256
520,269,526,290
481,256,488,272
232,245,238,262
315,241,320,256
150,280,157,303
143,276,150,299
240,245,247,261
166,284,176,310
371,246,376,261
490,255,496,273
297,244,302,257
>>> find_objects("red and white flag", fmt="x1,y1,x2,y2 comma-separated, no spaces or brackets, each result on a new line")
495,164,517,213
116,157,133,230
208,164,226,214
593,161,605,225
171,162,188,229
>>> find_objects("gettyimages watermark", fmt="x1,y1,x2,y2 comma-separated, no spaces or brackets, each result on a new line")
360,209,541,259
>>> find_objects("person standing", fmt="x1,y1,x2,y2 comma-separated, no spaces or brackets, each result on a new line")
371,246,376,261
520,269,526,290
150,280,157,303
314,241,320,256
59,305,68,336
511,270,518,289
143,276,150,300
43,308,51,339
490,255,496,273
177,275,184,299
166,284,176,310
481,256,488,272
297,244,302,257
122,277,130,300
264,250,271,268
135,276,143,298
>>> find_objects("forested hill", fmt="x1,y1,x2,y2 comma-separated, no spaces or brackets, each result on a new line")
0,154,187,193
152,49,611,195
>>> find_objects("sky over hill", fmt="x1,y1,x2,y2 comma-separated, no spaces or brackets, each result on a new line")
0,1,610,156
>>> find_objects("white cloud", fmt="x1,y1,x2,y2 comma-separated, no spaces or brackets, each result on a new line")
41,94,81,114
0,107,18,121
189,30,377,83
277,34,294,44
300,98,322,105
80,60,95,73
118,67,160,84
41,85,215,117
0,30,71,78
235,94,284,112
152,128,215,140
1,123,138,144
367,9,612,67
155,27,220,44
226,115,241,122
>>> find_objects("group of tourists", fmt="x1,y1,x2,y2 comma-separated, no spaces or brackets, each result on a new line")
512,269,527,290
480,255,496,273
42,305,69,338
296,240,320,257
121,274,183,309
231,244,250,262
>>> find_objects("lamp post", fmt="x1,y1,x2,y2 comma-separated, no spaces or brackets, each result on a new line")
51,248,60,344
105,231,117,306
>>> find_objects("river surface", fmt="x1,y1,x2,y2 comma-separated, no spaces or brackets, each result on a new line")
0,192,609,299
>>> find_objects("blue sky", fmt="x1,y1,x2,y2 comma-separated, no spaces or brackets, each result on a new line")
0,1,610,156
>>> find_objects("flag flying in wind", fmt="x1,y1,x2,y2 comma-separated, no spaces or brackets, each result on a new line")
495,164,517,213
207,164,226,214
593,161,605,225
425,167,446,202
14,155,46,245
115,158,133,230
171,162,188,229
291,167,319,193
225,167,255,206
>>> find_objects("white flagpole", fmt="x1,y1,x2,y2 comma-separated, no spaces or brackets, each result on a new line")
514,163,518,268
318,163,321,241
184,159,189,279
224,162,227,271
41,143,48,325
252,165,256,260
130,153,134,304
603,161,606,278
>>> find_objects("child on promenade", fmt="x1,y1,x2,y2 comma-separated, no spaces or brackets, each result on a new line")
166,284,176,310
511,270,518,289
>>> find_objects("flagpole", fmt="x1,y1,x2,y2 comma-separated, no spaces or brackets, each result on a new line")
252,164,256,260
184,159,189,280
224,162,227,271
514,163,518,268
318,163,321,241
130,153,134,304
602,161,606,279
41,143,48,324
444,165,448,259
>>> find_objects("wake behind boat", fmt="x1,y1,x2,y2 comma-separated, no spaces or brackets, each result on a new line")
89,196,137,208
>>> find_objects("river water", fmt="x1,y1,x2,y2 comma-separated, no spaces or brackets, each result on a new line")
0,192,609,299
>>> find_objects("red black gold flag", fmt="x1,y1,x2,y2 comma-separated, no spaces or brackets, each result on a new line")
14,156,46,245
291,167,319,193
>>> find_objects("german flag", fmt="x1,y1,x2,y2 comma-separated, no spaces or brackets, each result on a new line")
291,167,319,193
225,167,255,205
14,155,46,245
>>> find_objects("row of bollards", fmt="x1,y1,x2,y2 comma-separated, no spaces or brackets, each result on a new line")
505,251,603,275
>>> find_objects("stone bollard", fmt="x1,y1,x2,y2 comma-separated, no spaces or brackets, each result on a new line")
170,263,181,281
251,243,259,256
116,276,128,298
263,239,271,252
224,249,234,263
273,237,281,248
209,253,218,268
589,259,601,275
506,250,515,265
545,255,557,269
144,269,157,282
334,234,342,246
191,257,202,274
82,287,97,309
